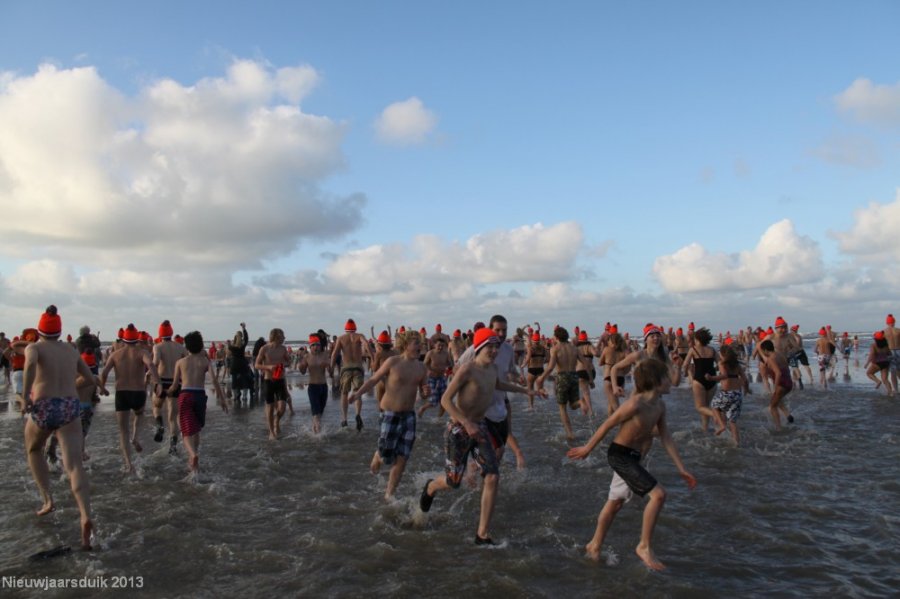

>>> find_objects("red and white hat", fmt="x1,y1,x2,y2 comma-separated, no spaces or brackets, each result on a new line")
38,306,62,337
345,319,357,332
159,320,174,339
473,328,500,354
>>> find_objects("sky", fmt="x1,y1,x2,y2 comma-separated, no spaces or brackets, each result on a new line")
1,1,899,341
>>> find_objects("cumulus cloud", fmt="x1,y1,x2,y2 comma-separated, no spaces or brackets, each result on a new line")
323,222,585,295
0,60,363,270
833,189,900,262
653,219,823,293
835,78,900,127
374,97,437,145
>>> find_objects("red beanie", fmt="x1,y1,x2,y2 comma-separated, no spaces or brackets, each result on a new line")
578,331,588,342
123,324,140,344
81,352,97,367
453,329,461,338
38,306,62,337
774,316,787,328
345,319,357,332
888,314,896,325
609,325,618,335
159,320,174,339
377,331,391,344
308,334,321,345
473,328,500,354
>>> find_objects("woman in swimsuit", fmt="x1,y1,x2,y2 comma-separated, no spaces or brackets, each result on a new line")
681,327,725,433
575,332,597,417
610,324,681,399
599,331,628,416
865,332,894,396
523,333,547,410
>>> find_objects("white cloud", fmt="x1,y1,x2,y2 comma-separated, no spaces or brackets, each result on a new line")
810,133,880,168
0,60,363,270
653,219,823,293
833,189,900,262
835,78,900,127
374,97,437,145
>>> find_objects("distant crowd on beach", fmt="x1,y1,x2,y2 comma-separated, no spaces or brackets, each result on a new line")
3,307,897,570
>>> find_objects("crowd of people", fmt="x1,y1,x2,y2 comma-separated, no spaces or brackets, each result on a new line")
2,307,897,570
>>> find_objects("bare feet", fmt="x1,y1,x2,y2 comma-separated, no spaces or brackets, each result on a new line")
131,438,142,453
636,544,666,571
36,501,55,516
268,432,277,441
370,452,382,475
189,455,199,472
81,518,94,550
714,424,726,436
585,542,601,561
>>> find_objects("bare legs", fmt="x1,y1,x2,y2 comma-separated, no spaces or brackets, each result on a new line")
116,410,142,472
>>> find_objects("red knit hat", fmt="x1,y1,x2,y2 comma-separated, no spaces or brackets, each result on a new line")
159,320,174,339
345,319,357,332
643,324,661,340
473,328,500,353
81,352,97,367
174,335,183,344
122,324,140,344
398,326,406,334
453,329,461,338
676,328,683,336
774,316,787,328
377,331,391,345
38,306,62,337
435,324,442,332
688,322,695,331
609,325,618,334
874,331,885,341
531,332,540,342
117,328,125,341
790,324,800,332
578,331,588,343
308,334,321,345
888,314,896,325
818,327,827,336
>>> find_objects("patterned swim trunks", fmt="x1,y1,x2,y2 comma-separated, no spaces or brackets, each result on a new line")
378,410,417,465
30,396,80,431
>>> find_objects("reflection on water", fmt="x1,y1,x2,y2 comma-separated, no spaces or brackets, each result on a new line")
0,353,898,598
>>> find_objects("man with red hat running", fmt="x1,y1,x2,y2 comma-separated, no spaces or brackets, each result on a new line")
419,327,543,544
100,324,159,473
21,305,96,550
152,320,188,453
331,318,373,430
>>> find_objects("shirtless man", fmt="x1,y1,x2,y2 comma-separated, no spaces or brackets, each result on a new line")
152,320,188,453
349,331,429,499
814,328,836,389
368,331,397,414
884,314,900,392
298,334,333,434
536,327,593,442
419,337,453,418
758,340,794,430
21,306,95,549
330,319,373,431
168,331,226,472
99,324,159,472
449,329,467,363
255,328,291,440
419,328,542,544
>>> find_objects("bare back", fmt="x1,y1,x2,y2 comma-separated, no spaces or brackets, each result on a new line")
333,332,368,368
174,353,213,388
25,339,93,400
103,345,153,391
552,341,580,372
154,341,188,379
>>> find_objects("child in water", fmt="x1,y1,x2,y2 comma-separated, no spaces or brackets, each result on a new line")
705,345,751,446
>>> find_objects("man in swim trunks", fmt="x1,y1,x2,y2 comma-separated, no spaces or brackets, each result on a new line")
152,320,188,452
419,328,542,544
331,318,373,431
536,326,593,442
568,358,696,571
349,330,429,499
419,337,453,418
256,328,291,440
99,323,159,473
22,306,95,550
169,331,226,472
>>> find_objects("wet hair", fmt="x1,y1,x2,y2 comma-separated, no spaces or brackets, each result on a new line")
554,327,569,342
633,359,669,392
396,330,420,353
608,333,627,353
719,346,740,373
760,340,775,353
184,331,204,354
694,327,712,346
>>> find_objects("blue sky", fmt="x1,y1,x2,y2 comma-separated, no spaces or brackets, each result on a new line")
1,1,898,340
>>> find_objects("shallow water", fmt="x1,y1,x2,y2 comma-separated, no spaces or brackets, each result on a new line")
0,353,898,598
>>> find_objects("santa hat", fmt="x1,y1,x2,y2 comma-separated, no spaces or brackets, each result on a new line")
38,306,62,337
473,328,500,354
174,335,184,344
398,326,406,334
377,331,392,345
345,319,357,333
159,320,174,339
122,324,140,344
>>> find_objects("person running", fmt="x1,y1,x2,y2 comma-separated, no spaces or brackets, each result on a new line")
536,326,593,442
418,327,542,544
681,327,725,433
567,359,696,571
883,314,900,393
152,320,188,453
99,324,159,472
575,331,597,418
598,327,628,417
331,319,372,431
228,323,254,404
706,345,751,446
523,332,547,410
758,339,794,430
814,328,836,389
610,325,681,399
168,331,227,472
298,334,333,434
21,306,95,549
256,328,291,440
349,330,429,500
419,337,453,418
865,331,894,396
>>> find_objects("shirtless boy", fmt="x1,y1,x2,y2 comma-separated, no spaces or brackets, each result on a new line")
814,328,836,389
168,331,226,472
418,328,543,544
349,331,429,499
331,319,373,431
419,337,453,418
152,320,187,452
255,328,291,440
22,306,95,549
536,327,593,442
758,339,794,430
567,359,696,571
298,334,333,434
100,324,159,472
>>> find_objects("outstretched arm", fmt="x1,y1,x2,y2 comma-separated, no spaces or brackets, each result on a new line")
567,395,639,460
